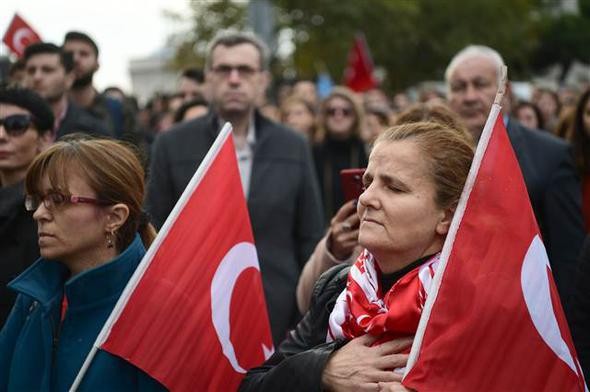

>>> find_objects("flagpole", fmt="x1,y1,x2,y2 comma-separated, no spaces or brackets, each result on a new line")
69,123,234,391
404,67,508,375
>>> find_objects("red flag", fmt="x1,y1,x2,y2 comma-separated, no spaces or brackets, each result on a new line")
74,124,274,390
2,13,41,57
343,34,377,92
403,105,587,391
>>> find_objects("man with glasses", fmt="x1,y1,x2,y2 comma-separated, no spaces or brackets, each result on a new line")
147,30,324,345
0,83,54,324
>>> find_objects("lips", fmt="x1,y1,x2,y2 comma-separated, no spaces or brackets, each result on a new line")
0,151,11,159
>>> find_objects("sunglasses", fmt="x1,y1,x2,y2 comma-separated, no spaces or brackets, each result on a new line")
24,192,111,212
0,114,36,137
326,107,353,117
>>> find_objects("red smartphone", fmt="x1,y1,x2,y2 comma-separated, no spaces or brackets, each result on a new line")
340,168,366,202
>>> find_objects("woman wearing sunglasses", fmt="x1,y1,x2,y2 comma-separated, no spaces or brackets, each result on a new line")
314,87,368,222
0,137,166,390
0,84,53,325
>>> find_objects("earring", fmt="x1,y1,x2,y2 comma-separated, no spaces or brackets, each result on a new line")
106,231,114,248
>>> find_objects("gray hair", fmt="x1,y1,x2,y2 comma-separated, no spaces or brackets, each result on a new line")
205,30,270,71
444,45,505,87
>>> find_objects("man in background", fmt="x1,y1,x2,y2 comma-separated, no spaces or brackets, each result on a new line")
23,42,110,140
146,30,324,345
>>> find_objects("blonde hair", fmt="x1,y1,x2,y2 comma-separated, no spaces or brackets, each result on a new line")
316,86,364,143
25,137,157,251
375,121,475,209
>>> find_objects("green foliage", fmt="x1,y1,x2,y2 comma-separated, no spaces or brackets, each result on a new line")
168,0,590,91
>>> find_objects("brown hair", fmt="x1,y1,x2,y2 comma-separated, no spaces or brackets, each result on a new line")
316,86,364,143
375,121,475,209
394,102,472,142
25,136,157,251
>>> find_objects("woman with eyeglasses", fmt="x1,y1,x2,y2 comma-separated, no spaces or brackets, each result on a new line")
0,84,53,325
314,86,368,222
0,137,166,390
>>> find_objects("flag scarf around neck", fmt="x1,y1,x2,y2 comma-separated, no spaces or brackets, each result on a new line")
2,13,42,57
327,250,439,344
78,124,274,391
402,105,587,391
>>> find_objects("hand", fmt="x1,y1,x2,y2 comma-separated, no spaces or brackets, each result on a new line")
321,334,412,392
328,200,360,260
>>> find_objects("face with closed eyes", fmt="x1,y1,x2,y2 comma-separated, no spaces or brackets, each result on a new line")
357,140,451,273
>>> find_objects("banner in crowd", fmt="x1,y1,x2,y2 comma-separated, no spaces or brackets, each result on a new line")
343,33,377,92
2,13,41,57
73,124,274,390
403,104,587,391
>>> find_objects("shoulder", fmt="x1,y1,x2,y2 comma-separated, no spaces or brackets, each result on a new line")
310,264,350,307
156,113,214,145
257,114,309,150
509,120,570,154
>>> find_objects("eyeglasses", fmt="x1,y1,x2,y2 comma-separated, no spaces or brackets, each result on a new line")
0,114,36,137
211,64,259,79
326,107,353,117
25,192,111,212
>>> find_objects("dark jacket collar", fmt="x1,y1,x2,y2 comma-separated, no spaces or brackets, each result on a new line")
206,109,274,145
0,180,25,221
8,234,145,309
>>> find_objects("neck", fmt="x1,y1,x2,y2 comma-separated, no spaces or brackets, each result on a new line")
372,242,443,274
0,169,26,187
65,246,119,276
69,85,96,109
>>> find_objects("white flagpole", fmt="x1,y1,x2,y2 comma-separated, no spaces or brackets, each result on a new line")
69,123,234,390
404,67,508,375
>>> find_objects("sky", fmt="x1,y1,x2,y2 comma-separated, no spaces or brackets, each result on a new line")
1,0,191,92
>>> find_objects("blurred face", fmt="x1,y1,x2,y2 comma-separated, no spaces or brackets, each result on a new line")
448,55,498,139
0,104,50,182
536,91,558,119
183,105,208,122
358,140,450,272
293,81,318,106
283,101,315,136
24,53,73,102
63,40,99,81
206,43,268,119
324,96,356,138
515,105,539,130
584,99,590,135
33,171,109,267
178,77,203,102
362,113,385,144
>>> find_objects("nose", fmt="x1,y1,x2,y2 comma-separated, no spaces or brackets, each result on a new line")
358,182,379,210
227,69,241,85
32,201,52,222
0,125,7,139
463,83,479,102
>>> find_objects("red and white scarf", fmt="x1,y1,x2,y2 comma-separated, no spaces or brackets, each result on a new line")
327,249,440,343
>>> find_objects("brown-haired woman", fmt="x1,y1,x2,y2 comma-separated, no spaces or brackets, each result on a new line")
242,121,475,392
0,137,165,390
314,86,368,221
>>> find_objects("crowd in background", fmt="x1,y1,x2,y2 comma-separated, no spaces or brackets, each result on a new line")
1,27,590,389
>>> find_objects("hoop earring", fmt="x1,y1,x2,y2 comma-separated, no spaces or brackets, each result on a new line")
106,231,114,249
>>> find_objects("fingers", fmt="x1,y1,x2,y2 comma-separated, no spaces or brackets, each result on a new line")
376,337,413,355
375,354,409,371
332,200,358,224
354,333,379,346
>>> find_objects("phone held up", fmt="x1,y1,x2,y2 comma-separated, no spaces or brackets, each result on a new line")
340,168,366,202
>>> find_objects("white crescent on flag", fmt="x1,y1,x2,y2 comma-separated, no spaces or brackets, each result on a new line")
521,234,578,374
12,27,36,54
210,242,274,373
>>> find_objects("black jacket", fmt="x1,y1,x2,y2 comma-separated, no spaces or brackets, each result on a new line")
56,101,112,140
146,111,325,345
0,181,39,325
239,264,349,392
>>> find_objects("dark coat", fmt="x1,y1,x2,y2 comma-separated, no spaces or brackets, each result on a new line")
569,235,590,380
0,181,38,325
56,101,112,140
0,235,165,391
146,111,325,345
239,264,349,392
507,119,585,305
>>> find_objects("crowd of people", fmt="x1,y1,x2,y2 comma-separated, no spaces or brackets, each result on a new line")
0,28,589,390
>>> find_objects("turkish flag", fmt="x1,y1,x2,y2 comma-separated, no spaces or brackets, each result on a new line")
87,124,273,390
343,33,377,92
402,105,587,391
2,13,41,57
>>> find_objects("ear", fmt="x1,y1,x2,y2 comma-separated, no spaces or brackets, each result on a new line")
435,207,455,236
104,203,130,233
258,70,271,94
37,131,53,153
